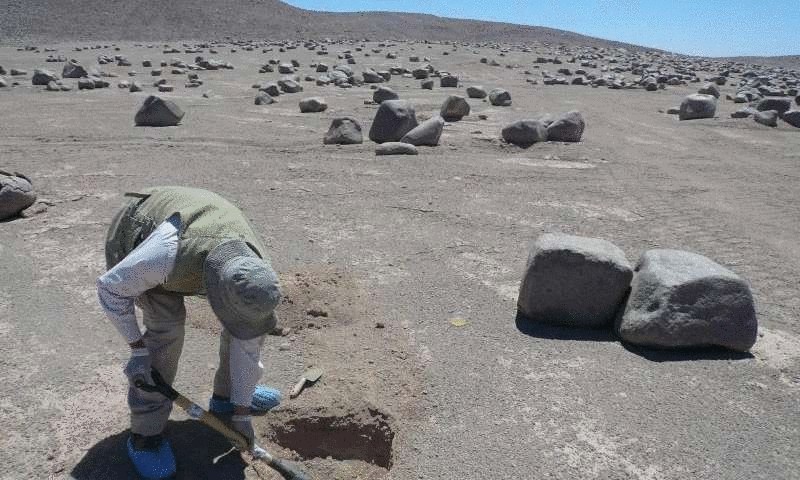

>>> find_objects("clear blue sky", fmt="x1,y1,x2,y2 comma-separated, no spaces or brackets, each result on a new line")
283,0,799,57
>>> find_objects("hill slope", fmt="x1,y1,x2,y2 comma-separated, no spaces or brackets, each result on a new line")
0,0,647,50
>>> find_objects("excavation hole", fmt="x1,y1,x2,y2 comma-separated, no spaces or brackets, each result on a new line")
268,407,394,469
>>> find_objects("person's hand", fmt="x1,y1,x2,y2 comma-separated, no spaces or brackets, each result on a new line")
125,347,153,387
232,414,256,449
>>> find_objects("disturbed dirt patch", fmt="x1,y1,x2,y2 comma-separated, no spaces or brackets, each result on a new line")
264,404,395,469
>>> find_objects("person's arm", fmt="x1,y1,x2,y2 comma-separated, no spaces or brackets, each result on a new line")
97,215,180,347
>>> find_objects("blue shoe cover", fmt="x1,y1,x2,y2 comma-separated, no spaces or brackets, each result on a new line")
127,436,176,480
209,385,282,414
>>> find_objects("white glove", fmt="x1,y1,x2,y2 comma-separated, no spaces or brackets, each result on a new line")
232,414,255,449
125,347,153,387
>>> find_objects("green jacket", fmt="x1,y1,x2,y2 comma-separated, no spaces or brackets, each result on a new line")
105,186,269,295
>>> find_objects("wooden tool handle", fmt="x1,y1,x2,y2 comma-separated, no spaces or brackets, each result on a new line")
289,378,306,399
174,395,252,453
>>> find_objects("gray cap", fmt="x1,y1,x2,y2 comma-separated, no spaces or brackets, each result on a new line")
204,240,281,340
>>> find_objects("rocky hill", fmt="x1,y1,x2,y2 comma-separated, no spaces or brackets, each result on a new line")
0,0,646,50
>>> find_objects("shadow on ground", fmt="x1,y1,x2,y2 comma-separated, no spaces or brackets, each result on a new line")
70,420,248,480
621,342,754,363
514,310,617,342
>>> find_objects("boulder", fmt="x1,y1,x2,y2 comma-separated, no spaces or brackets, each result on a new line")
62,60,88,78
134,95,184,127
440,95,470,121
754,110,778,127
546,111,585,142
78,78,95,90
129,81,143,93
756,98,792,117
440,75,459,87
421,79,434,90
617,249,757,352
261,83,280,97
488,88,512,106
502,119,548,147
299,97,327,113
782,110,800,128
363,70,384,83
32,69,58,85
368,100,418,143
375,142,418,155
517,233,633,327
373,86,399,103
698,83,720,98
0,172,37,220
466,86,487,99
278,78,302,93
400,116,445,146
255,92,275,105
323,117,363,145
679,94,717,120
730,107,756,119
278,63,294,74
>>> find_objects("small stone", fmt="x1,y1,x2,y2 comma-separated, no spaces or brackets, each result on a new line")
754,110,778,127
546,111,585,142
375,142,419,156
299,97,327,113
488,88,512,106
440,95,470,121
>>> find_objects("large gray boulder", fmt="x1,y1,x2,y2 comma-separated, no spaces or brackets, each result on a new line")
754,110,778,127
373,86,399,103
440,95,470,121
134,95,184,127
299,97,327,113
546,111,585,142
488,88,512,106
0,172,37,220
368,100,418,143
517,234,633,327
756,98,791,117
375,142,418,155
466,86,487,99
62,60,88,78
782,110,800,128
400,116,445,146
502,119,548,147
617,249,757,352
679,94,717,120
324,117,363,145
32,69,58,85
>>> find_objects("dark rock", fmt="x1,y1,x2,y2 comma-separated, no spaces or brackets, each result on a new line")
400,116,445,146
698,83,720,98
679,94,717,120
756,98,792,117
617,249,757,352
440,75,459,87
363,69,384,83
440,95,470,121
62,60,88,78
466,86,487,99
368,100,418,143
730,108,756,119
299,97,327,113
0,172,37,220
134,95,184,127
278,78,302,93
488,88,512,106
502,120,548,147
421,79,434,90
255,92,275,105
517,233,633,327
32,69,58,85
546,111,585,142
324,117,363,145
782,110,800,128
373,86,399,103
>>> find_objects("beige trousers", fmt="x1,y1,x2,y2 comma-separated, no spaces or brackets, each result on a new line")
129,291,240,436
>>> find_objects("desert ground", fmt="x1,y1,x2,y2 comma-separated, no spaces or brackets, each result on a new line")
0,38,799,480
